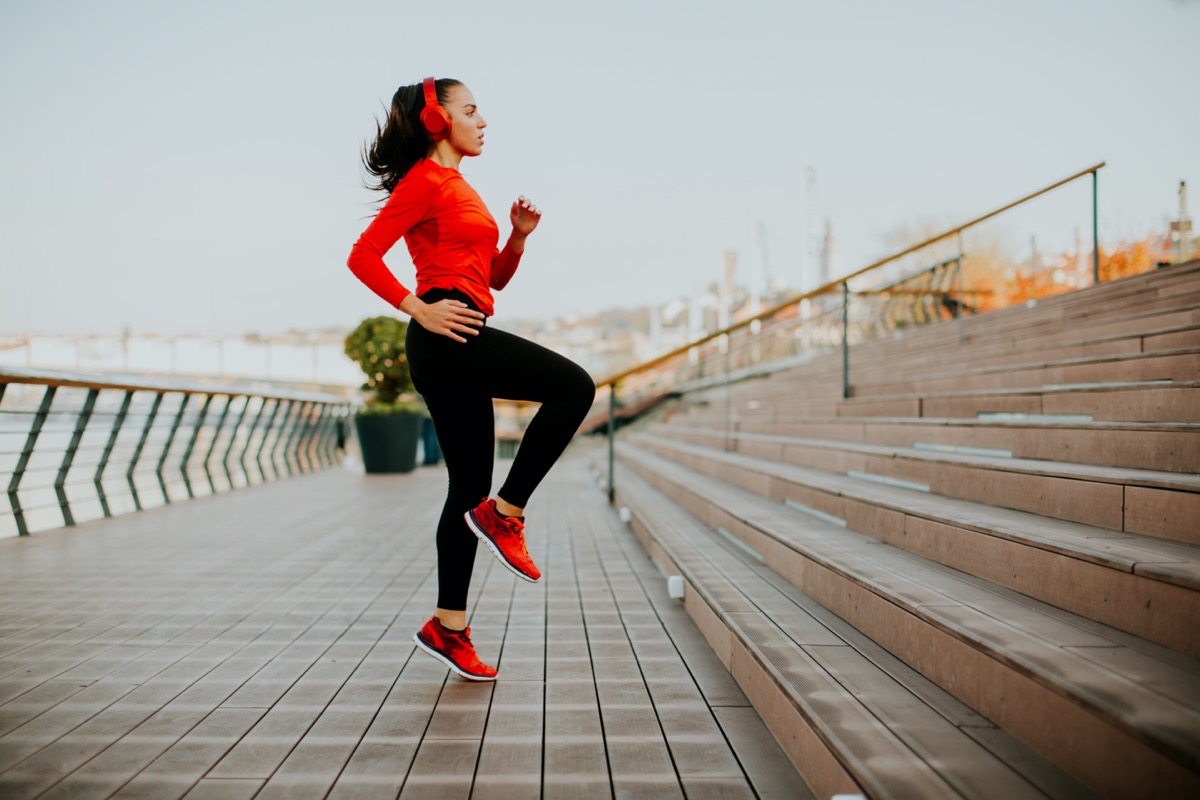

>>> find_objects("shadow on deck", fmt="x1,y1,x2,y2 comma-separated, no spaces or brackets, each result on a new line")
0,440,807,799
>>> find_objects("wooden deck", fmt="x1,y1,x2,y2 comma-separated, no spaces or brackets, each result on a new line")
0,440,808,799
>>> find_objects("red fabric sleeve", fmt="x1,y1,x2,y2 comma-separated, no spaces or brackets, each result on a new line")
489,242,523,291
346,174,437,308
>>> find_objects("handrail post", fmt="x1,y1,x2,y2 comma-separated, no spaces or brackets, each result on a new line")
724,335,733,453
8,385,56,536
222,396,252,486
55,388,99,527
202,394,234,494
255,399,283,482
157,393,191,505
841,282,851,399
128,392,164,511
607,384,616,504
180,393,214,499
1092,169,1101,284
957,233,966,344
95,389,134,518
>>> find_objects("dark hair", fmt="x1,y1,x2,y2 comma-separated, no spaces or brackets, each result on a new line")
362,78,462,194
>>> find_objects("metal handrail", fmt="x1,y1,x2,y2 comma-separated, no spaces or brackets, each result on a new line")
1,367,351,537
596,162,1104,390
592,162,1106,502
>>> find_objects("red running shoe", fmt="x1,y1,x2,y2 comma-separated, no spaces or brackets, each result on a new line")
413,617,498,681
465,498,542,583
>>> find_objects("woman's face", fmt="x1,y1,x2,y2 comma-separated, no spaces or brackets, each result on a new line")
443,85,486,158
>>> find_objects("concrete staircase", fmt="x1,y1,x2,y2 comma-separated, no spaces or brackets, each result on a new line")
605,260,1200,798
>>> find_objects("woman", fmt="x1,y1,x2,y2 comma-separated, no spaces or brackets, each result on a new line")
347,77,596,681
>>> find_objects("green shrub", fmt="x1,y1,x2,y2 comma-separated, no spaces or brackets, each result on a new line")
344,316,419,412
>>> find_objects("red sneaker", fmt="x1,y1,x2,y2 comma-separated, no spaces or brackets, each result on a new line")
413,617,498,681
465,498,541,583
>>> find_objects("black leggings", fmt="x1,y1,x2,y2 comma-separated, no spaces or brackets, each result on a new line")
405,288,596,611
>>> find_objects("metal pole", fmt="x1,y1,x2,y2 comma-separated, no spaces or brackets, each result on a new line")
841,282,851,399
202,394,234,494
8,386,56,536
607,385,616,504
156,393,192,505
179,393,214,499
724,336,733,453
956,253,965,346
222,395,252,484
128,392,164,511
95,390,134,518
269,400,297,480
1092,170,1100,284
255,399,283,482
55,388,99,527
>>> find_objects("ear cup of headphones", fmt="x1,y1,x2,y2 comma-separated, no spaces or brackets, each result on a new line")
421,77,451,141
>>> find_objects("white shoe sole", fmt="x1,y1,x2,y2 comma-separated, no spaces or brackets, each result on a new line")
464,510,541,583
412,632,497,682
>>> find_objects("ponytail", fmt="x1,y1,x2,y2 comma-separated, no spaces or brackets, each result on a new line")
362,78,462,194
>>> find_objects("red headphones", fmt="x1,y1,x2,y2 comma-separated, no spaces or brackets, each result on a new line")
420,76,451,141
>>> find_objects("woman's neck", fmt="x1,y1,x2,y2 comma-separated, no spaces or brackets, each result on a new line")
427,144,462,172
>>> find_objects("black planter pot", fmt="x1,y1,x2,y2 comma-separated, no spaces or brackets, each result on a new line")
354,412,421,474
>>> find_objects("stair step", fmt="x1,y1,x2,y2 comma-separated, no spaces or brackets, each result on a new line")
630,432,1200,654
616,442,1200,797
649,424,1200,543
610,459,1096,799
668,411,1200,475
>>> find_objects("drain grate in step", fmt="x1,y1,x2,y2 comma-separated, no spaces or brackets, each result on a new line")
976,412,1094,424
847,471,931,492
783,498,847,527
913,442,1013,458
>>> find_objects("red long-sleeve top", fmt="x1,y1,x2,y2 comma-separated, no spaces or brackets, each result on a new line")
347,158,521,316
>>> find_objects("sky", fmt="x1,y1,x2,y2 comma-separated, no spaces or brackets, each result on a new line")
1,0,1197,337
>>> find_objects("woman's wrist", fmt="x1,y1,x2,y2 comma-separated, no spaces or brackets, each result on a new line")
399,294,427,323
507,233,527,254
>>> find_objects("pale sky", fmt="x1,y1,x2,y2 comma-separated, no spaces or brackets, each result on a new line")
2,0,1197,336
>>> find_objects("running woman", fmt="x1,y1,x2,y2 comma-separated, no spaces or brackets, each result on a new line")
347,77,596,681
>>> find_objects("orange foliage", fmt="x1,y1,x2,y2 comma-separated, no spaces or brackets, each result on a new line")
1097,236,1168,282
964,234,1168,311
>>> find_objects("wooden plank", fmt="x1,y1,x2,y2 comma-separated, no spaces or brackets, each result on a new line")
712,707,817,800
0,453,813,798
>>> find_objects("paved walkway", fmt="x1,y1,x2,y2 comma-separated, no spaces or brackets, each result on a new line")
0,441,807,799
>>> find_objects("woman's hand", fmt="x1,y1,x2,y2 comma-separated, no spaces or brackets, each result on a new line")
402,297,485,343
510,196,542,238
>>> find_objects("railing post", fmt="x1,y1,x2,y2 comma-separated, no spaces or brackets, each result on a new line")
157,393,191,505
956,255,965,345
607,384,616,505
313,404,336,467
8,385,56,536
841,282,851,399
296,404,316,472
180,393,214,499
128,392,164,511
1092,169,1101,284
280,401,309,477
307,407,331,470
255,399,283,482
269,400,297,480
222,395,252,486
95,390,133,518
202,394,234,494
55,388,99,527
724,334,733,453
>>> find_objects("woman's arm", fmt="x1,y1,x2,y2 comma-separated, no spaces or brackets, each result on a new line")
346,175,436,308
490,196,541,291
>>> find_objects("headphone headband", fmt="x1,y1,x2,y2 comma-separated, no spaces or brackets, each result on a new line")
420,76,451,141
422,76,438,109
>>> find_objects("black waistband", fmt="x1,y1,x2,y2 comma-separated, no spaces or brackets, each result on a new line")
417,287,487,325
